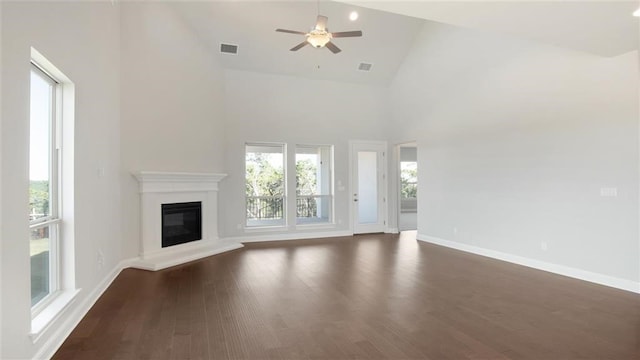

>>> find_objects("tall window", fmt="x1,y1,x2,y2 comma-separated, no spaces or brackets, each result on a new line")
400,161,417,199
245,144,286,227
296,145,332,224
29,64,60,308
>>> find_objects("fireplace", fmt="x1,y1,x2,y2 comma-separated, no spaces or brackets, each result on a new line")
133,171,242,271
161,202,202,248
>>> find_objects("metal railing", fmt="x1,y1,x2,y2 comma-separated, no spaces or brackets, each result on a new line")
296,195,330,219
246,195,332,224
246,196,284,220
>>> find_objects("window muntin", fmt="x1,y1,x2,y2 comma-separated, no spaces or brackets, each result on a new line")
245,143,286,227
29,64,60,308
295,145,332,224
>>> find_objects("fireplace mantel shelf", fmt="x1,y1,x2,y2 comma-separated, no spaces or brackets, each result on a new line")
134,171,228,193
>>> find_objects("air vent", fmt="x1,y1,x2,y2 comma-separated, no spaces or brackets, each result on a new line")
357,62,373,72
220,43,238,55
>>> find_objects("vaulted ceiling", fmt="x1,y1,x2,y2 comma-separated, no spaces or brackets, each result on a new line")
343,1,639,57
172,1,424,86
172,1,639,86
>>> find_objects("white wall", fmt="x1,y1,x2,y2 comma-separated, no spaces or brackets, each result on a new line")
119,2,227,258
220,70,389,238
0,1,4,356
1,2,121,358
400,146,417,162
390,21,640,284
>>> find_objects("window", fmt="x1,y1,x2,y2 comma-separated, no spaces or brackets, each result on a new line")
400,161,417,199
29,49,77,337
245,143,286,227
296,145,332,224
29,63,60,308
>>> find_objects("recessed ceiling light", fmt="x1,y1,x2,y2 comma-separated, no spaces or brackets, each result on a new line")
634,7,640,16
349,11,358,21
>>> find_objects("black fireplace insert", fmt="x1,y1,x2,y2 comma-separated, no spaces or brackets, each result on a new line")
161,202,202,248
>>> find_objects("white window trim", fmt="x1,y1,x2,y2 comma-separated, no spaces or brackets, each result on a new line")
30,62,62,315
30,288,80,342
30,47,76,343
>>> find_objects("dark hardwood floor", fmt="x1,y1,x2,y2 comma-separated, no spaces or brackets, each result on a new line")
54,232,640,359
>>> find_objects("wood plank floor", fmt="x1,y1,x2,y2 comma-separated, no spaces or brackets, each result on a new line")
54,232,640,359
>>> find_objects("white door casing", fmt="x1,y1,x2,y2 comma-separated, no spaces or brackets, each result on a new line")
350,140,387,234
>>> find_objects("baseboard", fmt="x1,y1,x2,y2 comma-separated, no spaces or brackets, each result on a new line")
385,227,399,234
224,230,353,243
417,234,640,294
32,257,137,360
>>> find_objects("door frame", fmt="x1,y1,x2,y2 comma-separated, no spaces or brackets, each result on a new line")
349,140,388,234
396,141,418,232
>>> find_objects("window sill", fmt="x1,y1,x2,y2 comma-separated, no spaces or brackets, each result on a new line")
295,223,336,230
31,288,81,343
244,225,289,233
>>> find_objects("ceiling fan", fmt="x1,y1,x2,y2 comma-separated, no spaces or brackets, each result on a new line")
276,15,363,54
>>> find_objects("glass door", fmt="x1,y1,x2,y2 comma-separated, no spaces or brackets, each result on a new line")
351,141,386,234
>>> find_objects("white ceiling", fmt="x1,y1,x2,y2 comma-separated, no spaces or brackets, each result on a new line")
172,1,639,86
338,0,640,57
171,1,425,86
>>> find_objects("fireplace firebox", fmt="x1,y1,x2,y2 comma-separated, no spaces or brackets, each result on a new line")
161,202,202,248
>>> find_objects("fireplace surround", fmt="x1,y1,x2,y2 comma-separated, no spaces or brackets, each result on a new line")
132,171,243,270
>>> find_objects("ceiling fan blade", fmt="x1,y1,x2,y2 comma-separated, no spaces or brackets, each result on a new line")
325,41,341,54
276,29,307,35
315,15,328,31
331,30,363,38
290,41,309,51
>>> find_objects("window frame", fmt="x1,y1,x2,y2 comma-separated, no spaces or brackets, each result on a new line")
244,142,287,228
29,62,62,316
294,144,334,225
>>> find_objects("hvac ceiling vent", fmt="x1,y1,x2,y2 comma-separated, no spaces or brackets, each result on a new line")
357,62,373,72
220,43,238,55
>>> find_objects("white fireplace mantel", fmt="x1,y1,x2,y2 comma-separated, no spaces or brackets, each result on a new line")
134,171,227,193
131,171,243,271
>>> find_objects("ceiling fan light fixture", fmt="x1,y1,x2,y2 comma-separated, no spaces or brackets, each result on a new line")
307,31,331,48
276,14,361,53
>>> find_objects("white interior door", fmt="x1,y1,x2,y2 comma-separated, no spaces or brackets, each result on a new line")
351,141,386,234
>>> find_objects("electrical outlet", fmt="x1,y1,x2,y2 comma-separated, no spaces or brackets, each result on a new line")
338,219,342,225
236,223,242,230
541,241,548,251
453,227,458,236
